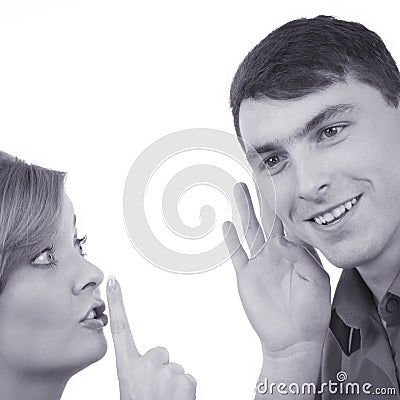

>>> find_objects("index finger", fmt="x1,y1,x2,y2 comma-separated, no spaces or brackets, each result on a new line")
233,182,265,257
106,275,140,369
255,183,284,239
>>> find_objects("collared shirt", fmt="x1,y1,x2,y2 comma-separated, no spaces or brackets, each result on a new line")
319,268,400,399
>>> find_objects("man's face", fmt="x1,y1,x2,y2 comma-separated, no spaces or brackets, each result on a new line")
239,79,400,268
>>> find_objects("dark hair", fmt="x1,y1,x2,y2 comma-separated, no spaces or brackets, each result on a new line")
230,15,400,137
0,151,66,293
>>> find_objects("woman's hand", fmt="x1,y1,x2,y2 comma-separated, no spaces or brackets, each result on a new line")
106,276,196,400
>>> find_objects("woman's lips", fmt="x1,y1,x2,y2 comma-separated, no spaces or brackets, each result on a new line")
80,301,108,329
80,315,108,330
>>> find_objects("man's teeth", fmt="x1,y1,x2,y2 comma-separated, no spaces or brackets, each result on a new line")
86,309,96,320
314,197,358,225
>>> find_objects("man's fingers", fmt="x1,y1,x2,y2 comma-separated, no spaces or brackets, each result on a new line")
106,276,140,370
233,182,265,257
222,221,249,274
275,238,328,282
256,184,284,239
285,229,323,267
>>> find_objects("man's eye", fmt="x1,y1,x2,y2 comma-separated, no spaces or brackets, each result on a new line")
261,154,287,175
31,247,58,267
264,155,282,169
320,125,344,140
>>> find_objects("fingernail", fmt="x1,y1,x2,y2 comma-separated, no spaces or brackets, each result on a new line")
107,275,118,293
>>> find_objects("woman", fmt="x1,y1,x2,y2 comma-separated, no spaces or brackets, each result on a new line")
0,151,196,400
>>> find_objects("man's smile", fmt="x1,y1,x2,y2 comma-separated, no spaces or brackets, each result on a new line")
303,194,363,228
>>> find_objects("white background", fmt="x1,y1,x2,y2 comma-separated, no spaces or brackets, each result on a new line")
0,1,398,399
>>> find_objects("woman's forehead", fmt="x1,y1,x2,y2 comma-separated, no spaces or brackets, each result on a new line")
59,193,76,234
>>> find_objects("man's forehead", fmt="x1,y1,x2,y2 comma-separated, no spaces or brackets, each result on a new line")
238,80,372,150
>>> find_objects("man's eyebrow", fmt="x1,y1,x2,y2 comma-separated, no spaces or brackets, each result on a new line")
246,103,357,158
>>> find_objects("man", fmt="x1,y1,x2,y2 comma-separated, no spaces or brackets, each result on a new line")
223,16,400,399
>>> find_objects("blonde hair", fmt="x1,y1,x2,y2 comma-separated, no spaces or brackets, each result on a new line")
0,151,66,292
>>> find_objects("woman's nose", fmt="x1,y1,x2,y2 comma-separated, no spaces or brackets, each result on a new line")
72,258,104,295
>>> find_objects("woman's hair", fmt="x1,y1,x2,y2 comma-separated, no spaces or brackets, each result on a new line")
230,15,400,137
0,151,66,293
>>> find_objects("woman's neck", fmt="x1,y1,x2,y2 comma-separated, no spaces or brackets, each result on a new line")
0,364,69,400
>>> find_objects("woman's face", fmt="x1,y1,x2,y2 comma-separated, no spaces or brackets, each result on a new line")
0,194,107,375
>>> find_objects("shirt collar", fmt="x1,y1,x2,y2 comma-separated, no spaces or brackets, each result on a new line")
385,266,400,298
332,267,376,330
329,268,374,356
378,267,400,326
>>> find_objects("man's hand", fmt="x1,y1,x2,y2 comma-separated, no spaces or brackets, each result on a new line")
223,182,331,359
106,276,197,400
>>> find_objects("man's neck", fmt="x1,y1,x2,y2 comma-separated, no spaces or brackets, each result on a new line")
356,231,400,303
0,363,68,400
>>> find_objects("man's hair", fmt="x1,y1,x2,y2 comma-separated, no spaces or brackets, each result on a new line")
230,15,400,137
0,151,66,293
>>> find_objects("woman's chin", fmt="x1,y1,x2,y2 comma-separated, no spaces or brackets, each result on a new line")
86,334,108,364
70,334,108,374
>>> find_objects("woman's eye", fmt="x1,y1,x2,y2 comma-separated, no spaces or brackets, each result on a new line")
75,235,87,257
31,247,57,266
320,125,344,140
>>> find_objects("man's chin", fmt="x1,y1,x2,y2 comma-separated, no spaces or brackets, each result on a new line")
318,241,379,270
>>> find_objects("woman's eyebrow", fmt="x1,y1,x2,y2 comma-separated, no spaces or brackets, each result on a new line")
246,103,357,159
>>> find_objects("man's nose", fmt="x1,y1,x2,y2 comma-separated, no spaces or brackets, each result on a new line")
293,152,331,201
